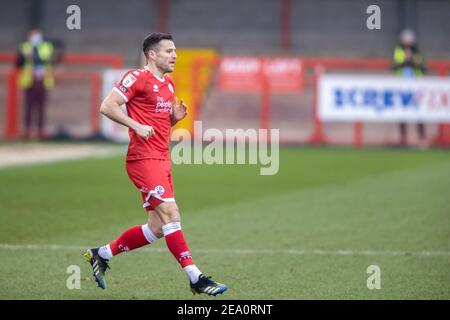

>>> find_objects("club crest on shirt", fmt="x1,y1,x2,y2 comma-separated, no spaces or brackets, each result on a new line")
153,84,159,92
154,185,165,196
122,74,137,88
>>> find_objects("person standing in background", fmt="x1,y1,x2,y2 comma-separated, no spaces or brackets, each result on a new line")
392,28,427,147
16,29,55,140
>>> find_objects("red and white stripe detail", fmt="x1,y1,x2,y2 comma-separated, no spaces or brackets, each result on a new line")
143,189,175,209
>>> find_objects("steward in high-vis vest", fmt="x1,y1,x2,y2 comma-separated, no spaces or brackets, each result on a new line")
16,29,55,139
392,29,425,77
392,29,427,147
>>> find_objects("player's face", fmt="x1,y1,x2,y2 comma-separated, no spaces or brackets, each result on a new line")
154,39,177,73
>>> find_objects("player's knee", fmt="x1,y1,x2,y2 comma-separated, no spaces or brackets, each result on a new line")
164,207,180,223
147,211,165,238
155,203,180,224
147,223,164,239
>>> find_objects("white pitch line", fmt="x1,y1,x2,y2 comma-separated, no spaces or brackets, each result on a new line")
0,243,449,257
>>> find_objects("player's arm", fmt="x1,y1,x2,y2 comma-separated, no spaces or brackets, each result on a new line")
171,96,188,127
100,90,154,139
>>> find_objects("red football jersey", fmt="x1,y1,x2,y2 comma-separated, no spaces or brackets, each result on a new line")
114,66,175,161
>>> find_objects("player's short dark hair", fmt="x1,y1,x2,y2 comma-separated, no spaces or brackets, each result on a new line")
142,32,173,58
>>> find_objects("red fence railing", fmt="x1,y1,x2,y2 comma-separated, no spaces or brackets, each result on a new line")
0,52,124,140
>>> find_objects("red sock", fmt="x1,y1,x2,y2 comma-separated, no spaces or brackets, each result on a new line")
109,225,153,256
163,223,194,268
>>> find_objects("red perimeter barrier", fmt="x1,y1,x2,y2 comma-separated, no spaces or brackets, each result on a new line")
192,56,275,132
192,56,450,147
4,69,19,140
303,57,450,147
1,52,124,140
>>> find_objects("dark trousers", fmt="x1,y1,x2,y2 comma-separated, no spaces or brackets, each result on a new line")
399,123,426,145
24,80,47,137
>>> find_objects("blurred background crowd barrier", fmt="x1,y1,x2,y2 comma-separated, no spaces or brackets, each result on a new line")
1,0,449,147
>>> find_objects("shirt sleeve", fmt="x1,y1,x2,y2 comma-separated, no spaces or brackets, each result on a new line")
113,70,143,103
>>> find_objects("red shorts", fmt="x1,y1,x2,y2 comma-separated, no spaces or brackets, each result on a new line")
126,158,175,211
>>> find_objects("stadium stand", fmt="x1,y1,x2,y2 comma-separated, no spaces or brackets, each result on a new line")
1,0,449,145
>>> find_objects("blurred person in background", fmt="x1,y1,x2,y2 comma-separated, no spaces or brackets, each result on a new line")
16,29,55,140
392,28,427,147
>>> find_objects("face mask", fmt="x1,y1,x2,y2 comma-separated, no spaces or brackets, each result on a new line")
30,34,43,46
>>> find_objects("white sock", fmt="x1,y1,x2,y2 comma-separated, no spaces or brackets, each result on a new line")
184,265,202,284
98,244,113,260
162,222,181,236
141,224,159,243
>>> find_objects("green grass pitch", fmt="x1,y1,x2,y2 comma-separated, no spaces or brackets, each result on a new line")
0,146,449,299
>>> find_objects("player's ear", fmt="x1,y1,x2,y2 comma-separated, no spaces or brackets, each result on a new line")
148,49,156,60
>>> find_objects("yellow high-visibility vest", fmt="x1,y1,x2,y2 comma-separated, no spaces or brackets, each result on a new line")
393,46,424,76
18,41,55,89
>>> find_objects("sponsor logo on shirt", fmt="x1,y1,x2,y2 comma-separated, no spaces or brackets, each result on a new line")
122,74,137,88
156,96,172,113
119,84,128,93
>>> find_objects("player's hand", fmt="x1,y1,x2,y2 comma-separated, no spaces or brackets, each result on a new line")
172,97,188,122
134,124,154,140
